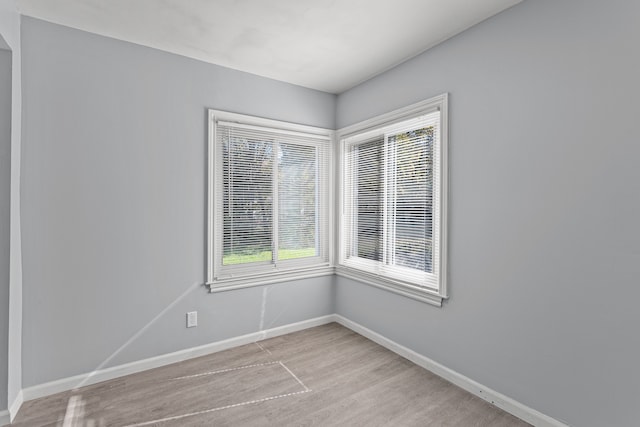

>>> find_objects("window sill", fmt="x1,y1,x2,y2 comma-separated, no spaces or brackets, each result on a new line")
207,264,445,307
335,265,445,307
207,265,335,293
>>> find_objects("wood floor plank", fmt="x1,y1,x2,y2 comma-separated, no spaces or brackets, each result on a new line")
7,323,531,426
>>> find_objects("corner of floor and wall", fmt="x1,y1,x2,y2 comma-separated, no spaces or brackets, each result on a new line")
3,1,640,426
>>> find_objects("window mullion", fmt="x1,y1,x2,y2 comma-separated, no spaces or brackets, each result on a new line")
272,140,279,266
228,133,234,260
390,135,397,267
382,135,396,267
351,145,357,259
314,146,320,257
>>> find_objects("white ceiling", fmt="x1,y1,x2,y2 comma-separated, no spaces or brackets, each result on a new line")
18,0,521,94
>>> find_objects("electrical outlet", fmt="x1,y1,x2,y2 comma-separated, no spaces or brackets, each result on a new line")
186,311,197,328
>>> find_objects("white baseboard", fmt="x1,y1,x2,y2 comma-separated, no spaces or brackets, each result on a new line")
333,315,568,427
9,390,24,422
22,314,335,403
17,313,567,427
0,409,9,426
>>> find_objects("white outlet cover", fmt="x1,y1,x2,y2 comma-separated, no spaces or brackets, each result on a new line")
187,311,198,328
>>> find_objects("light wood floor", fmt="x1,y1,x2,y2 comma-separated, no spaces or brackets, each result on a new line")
8,323,530,426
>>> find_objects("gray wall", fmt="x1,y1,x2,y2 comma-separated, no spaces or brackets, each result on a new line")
336,1,640,426
0,42,11,413
21,17,335,387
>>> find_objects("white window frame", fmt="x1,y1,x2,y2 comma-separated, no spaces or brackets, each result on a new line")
336,94,449,306
207,110,334,292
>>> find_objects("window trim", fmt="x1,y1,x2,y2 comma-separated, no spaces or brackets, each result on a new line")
207,110,335,292
335,94,449,307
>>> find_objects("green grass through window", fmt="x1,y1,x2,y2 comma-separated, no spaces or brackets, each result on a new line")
223,247,316,265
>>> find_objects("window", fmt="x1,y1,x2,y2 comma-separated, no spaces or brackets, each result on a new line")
207,110,333,290
337,94,448,306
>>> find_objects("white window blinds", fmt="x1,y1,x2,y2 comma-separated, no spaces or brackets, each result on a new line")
211,116,331,284
342,110,443,291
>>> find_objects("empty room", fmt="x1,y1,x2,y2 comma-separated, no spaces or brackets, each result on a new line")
1,0,638,426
